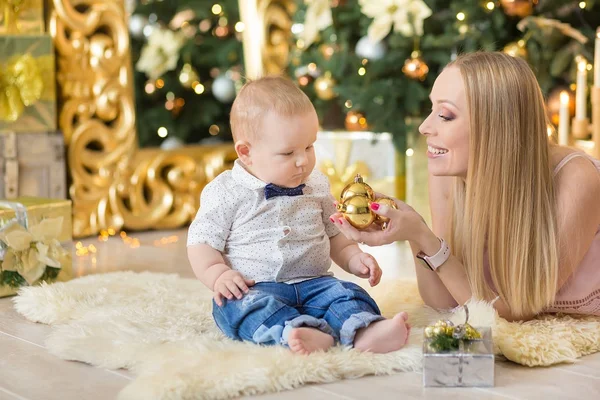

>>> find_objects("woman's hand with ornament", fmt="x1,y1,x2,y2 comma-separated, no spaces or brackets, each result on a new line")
330,195,431,247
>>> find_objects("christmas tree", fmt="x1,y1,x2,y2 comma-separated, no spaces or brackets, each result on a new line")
289,0,600,149
129,0,244,148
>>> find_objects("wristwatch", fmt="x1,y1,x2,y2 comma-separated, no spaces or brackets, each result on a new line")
416,238,450,271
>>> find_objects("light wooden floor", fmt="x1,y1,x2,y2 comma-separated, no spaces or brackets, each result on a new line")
0,230,599,400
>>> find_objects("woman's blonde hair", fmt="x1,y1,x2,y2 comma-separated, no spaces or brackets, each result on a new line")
448,52,558,318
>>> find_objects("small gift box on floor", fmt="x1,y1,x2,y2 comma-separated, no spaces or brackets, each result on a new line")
0,197,73,297
423,308,495,388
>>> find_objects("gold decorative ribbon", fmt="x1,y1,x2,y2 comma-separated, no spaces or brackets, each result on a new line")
318,134,398,198
0,53,47,122
0,201,67,286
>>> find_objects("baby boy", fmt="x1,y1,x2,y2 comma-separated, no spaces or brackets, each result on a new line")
187,76,409,354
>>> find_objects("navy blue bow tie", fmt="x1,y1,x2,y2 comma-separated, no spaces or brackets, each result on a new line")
264,183,306,200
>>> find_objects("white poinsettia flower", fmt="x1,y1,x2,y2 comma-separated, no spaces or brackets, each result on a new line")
359,0,431,42
0,217,66,285
0,223,34,252
28,217,63,245
402,0,432,36
35,242,61,269
136,27,186,80
302,0,333,48
2,246,46,285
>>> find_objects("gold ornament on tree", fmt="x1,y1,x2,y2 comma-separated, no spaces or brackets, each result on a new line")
319,43,336,60
500,0,538,18
314,71,336,100
178,62,200,89
503,40,527,59
344,110,368,131
402,51,429,81
297,73,313,87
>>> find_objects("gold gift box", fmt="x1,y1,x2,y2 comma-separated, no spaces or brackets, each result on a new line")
315,131,404,200
0,35,57,133
0,197,73,297
0,0,45,34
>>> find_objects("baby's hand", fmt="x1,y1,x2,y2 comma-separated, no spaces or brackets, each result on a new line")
348,252,382,287
213,270,255,306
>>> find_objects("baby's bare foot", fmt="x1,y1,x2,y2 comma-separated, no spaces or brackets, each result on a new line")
288,327,335,355
353,312,410,353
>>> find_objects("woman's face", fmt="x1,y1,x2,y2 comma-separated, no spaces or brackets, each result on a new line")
418,66,470,178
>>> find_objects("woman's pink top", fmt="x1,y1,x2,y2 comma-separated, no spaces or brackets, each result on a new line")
485,152,600,316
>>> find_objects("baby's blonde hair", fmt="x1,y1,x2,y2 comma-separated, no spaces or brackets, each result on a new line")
230,75,315,142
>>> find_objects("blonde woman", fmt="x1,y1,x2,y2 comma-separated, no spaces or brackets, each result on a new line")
331,51,600,322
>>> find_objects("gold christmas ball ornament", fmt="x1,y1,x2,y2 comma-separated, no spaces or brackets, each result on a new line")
374,197,398,230
314,72,337,100
503,41,527,59
319,44,337,60
547,86,575,125
424,326,434,338
344,110,369,131
464,323,482,339
178,63,200,89
432,326,445,336
500,0,538,18
297,74,313,87
402,52,429,81
340,174,375,203
336,195,376,230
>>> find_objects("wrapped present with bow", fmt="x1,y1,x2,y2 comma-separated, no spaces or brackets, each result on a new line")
0,0,44,34
423,305,495,387
314,131,404,201
0,197,72,297
0,34,56,132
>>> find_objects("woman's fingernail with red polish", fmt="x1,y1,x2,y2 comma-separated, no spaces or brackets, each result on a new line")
370,203,380,211
338,218,344,224
329,217,335,223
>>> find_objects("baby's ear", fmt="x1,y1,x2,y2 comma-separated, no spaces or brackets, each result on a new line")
235,140,252,165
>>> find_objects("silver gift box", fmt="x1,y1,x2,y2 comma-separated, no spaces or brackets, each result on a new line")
423,327,494,388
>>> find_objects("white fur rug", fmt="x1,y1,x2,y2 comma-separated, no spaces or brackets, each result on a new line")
13,271,599,399
11,271,475,399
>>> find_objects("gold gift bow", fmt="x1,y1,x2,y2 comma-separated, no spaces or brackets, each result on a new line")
0,201,67,286
318,135,397,198
0,53,53,122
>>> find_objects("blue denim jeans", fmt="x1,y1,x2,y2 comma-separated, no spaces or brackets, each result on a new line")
212,276,383,347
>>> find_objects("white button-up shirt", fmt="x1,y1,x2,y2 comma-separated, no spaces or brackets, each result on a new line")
187,160,340,283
